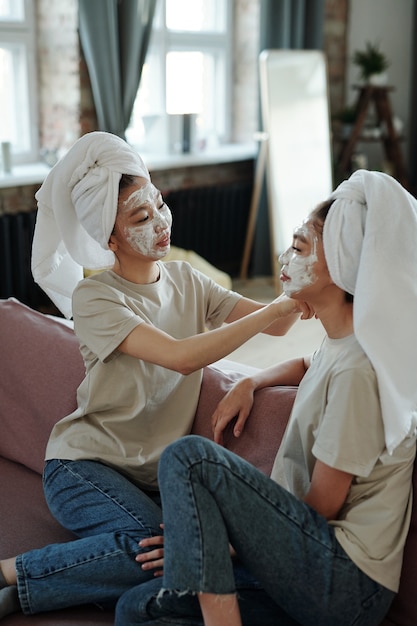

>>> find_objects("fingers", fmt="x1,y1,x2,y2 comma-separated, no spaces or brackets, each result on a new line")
212,414,226,445
211,405,232,445
233,412,248,438
212,381,255,444
298,300,315,320
212,410,237,444
136,547,164,564
136,549,164,570
136,543,164,576
274,294,315,320
138,534,164,549
135,525,165,576
213,409,249,444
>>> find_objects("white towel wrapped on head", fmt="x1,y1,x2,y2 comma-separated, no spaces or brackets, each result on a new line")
32,132,150,319
324,169,417,453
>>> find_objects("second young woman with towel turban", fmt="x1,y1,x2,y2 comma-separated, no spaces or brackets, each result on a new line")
115,169,417,626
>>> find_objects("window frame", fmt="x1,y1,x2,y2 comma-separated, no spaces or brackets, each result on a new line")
0,0,39,165
128,0,233,153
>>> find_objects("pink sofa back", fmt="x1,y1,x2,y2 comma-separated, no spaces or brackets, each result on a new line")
192,365,296,476
0,299,85,474
0,298,297,477
0,297,416,625
0,299,84,474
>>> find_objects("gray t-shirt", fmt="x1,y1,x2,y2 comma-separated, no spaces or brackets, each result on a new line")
45,260,242,489
271,334,416,592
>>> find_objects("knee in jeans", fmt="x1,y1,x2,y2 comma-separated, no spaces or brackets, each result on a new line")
160,435,212,470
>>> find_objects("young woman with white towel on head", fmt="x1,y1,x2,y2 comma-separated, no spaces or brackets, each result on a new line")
115,169,417,626
0,131,312,619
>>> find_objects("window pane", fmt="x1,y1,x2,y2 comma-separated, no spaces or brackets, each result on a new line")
166,50,223,147
127,0,230,152
0,0,24,21
0,43,30,151
166,0,226,32
166,51,204,114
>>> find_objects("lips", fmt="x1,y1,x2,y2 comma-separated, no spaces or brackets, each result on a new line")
157,233,171,247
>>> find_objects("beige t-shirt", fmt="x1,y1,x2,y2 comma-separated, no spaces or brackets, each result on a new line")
271,334,416,592
45,261,242,489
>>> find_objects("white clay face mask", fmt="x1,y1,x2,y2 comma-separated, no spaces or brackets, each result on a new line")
122,183,172,258
279,222,318,296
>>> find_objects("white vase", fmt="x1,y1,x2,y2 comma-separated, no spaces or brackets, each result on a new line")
367,72,388,86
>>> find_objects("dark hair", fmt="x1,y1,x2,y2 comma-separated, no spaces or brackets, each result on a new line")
310,199,335,235
310,198,354,303
119,173,137,191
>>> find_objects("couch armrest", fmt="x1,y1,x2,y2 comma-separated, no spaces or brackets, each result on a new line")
192,365,297,476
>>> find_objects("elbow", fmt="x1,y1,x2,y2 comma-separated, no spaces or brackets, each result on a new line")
177,363,197,376
167,341,203,375
263,328,286,337
169,356,200,376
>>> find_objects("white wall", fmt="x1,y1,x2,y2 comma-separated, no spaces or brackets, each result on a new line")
346,0,414,169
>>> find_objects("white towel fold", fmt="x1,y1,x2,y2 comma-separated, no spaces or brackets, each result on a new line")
32,132,150,319
325,169,417,453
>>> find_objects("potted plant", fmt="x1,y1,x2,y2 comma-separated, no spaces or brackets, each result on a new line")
353,41,390,85
334,105,357,138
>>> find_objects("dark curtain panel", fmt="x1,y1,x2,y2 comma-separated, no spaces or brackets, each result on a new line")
252,0,325,275
78,0,157,139
409,4,417,195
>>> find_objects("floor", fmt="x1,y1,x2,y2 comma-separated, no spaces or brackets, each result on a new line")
227,277,325,369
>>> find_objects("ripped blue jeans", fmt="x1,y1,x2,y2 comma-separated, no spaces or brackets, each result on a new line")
115,436,395,626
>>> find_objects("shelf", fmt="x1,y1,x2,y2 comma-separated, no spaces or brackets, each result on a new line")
336,85,408,188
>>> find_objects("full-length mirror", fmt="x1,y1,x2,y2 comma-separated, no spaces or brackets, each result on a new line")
259,50,333,284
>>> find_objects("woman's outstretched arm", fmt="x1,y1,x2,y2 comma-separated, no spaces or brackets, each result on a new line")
118,296,307,375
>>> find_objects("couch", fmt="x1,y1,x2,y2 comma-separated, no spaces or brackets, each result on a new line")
0,297,416,625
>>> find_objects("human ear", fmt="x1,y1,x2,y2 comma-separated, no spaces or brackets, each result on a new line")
108,234,118,252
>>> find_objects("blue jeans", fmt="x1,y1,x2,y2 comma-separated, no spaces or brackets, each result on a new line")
15,459,163,614
116,566,299,626
116,436,395,626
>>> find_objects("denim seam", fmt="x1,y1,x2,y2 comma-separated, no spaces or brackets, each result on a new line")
51,460,153,532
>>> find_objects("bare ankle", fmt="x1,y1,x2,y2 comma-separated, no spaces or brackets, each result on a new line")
198,592,242,626
0,559,17,586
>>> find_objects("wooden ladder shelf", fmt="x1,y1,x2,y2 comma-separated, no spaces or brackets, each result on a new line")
337,85,408,188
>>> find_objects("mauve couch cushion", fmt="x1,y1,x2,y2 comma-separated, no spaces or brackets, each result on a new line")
0,298,84,474
192,365,297,476
2,297,416,626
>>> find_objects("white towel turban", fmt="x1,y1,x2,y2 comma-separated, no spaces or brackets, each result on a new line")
32,132,150,319
324,169,417,453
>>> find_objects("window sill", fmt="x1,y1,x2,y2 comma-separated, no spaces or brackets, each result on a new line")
0,162,51,189
140,142,257,171
0,143,257,190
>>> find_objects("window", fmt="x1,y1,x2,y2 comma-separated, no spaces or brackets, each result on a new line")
126,0,232,155
0,0,38,165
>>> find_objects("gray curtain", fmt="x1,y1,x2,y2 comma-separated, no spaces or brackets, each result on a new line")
252,0,325,275
78,0,157,139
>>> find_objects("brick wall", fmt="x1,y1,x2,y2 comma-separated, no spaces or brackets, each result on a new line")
36,0,80,157
0,0,349,215
324,0,349,116
37,0,349,155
